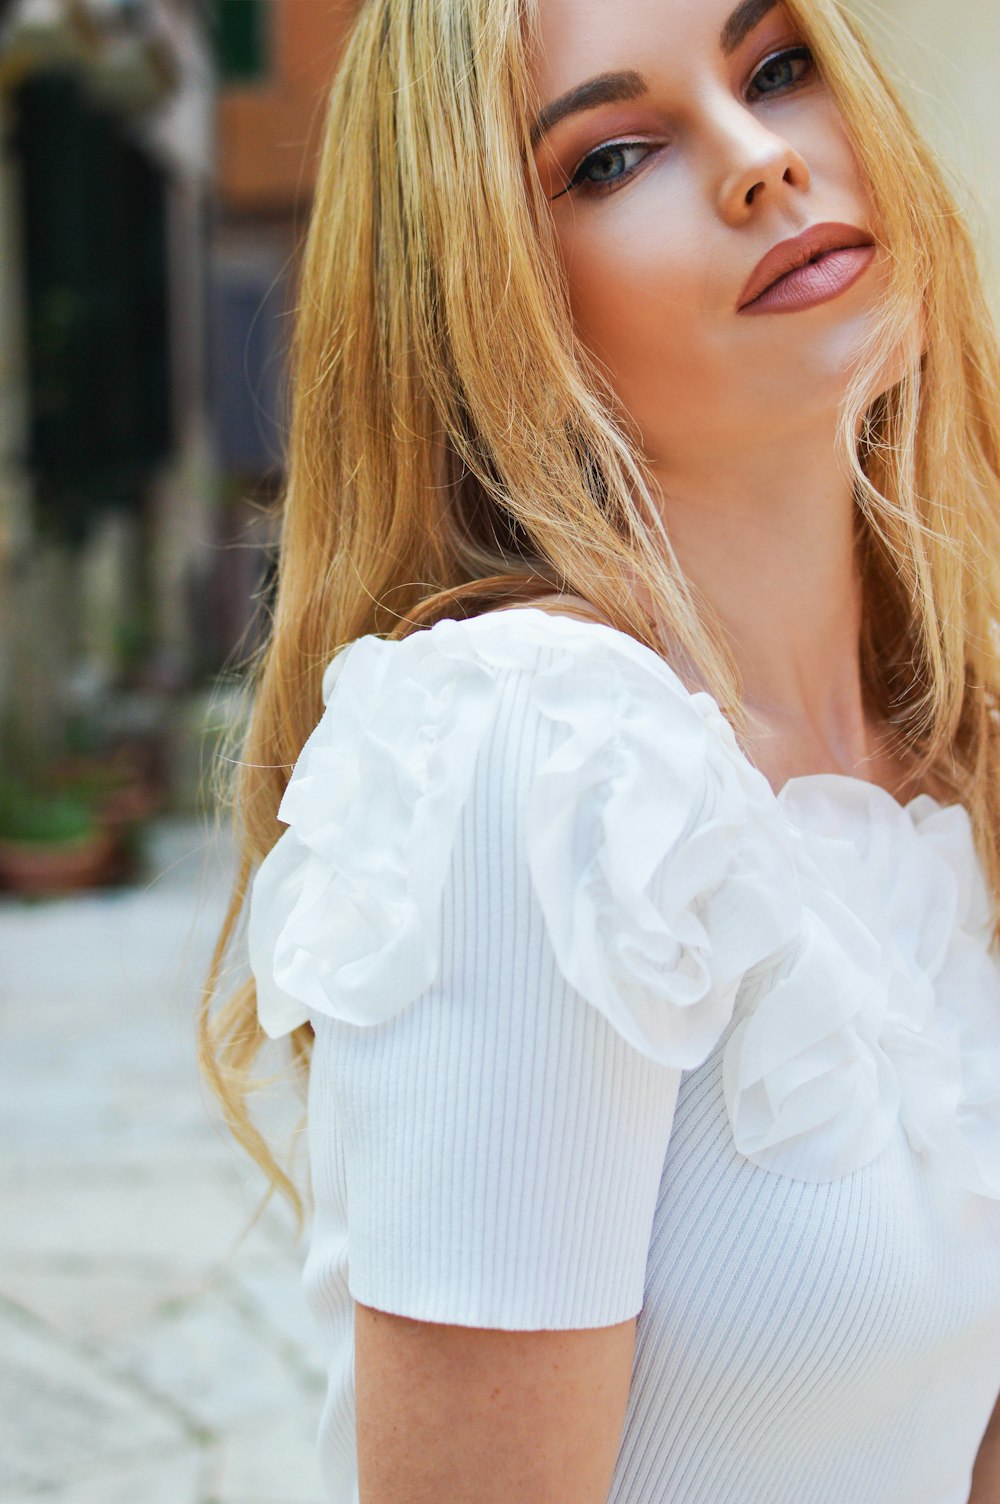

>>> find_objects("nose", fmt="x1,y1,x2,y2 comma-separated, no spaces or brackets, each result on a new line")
711,105,811,225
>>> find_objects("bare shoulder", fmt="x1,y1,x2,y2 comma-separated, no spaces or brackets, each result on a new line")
354,1300,637,1503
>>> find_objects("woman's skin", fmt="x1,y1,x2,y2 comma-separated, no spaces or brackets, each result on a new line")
529,0,918,800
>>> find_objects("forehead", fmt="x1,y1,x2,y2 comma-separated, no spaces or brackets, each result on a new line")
528,0,784,92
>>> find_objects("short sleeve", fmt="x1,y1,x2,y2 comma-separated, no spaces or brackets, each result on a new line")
247,608,799,1329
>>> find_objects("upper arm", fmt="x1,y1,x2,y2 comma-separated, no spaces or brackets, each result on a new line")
969,1391,1000,1504
981,1389,1000,1443
354,1303,637,1504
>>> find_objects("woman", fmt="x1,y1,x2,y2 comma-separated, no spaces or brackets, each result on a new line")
199,0,1000,1499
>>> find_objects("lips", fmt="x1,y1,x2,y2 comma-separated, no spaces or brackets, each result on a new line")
737,222,876,311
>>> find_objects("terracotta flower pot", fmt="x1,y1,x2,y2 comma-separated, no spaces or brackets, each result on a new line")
0,828,120,896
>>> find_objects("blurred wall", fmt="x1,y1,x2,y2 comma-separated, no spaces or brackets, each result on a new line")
216,0,353,214
854,0,1000,310
207,0,356,678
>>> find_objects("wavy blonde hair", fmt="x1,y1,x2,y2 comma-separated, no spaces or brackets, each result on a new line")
198,0,1000,1235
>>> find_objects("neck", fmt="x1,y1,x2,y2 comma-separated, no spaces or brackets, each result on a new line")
645,423,887,784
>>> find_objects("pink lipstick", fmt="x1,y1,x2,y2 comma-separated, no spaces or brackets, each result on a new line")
738,222,876,316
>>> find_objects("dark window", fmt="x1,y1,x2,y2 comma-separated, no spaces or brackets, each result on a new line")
14,70,172,544
209,0,270,84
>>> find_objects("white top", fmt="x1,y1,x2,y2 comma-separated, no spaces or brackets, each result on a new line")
247,607,1000,1504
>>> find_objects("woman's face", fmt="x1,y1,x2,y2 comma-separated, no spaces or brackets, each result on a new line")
528,0,888,470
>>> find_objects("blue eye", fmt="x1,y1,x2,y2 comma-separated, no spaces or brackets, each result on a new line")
555,141,655,201
748,45,815,99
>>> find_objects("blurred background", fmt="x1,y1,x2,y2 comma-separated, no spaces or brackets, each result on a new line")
0,1,996,1501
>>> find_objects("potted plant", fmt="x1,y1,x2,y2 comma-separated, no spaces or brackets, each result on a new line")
0,777,120,896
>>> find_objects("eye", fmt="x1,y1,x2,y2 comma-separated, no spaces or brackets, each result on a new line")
747,44,815,100
552,140,657,201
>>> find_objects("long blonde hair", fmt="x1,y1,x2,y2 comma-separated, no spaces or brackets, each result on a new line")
198,0,1000,1235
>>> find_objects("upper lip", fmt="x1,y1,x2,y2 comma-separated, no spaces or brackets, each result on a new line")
737,222,875,310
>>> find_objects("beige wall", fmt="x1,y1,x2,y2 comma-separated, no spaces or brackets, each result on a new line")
853,0,1000,310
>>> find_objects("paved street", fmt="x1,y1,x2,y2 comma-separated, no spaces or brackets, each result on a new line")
0,817,328,1503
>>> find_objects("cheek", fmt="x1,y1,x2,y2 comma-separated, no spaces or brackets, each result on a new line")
799,102,873,212
559,189,718,390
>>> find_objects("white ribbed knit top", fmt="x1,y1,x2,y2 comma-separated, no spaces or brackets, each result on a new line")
247,607,1000,1504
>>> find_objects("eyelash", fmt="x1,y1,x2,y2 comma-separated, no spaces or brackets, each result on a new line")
553,44,816,202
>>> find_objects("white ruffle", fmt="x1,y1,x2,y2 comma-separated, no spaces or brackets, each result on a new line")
249,624,509,1034
247,607,1000,1200
521,639,800,1070
722,777,1000,1198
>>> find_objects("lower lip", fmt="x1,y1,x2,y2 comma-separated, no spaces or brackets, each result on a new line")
739,244,877,316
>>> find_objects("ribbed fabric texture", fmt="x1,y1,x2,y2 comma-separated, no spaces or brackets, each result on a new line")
298,660,1000,1504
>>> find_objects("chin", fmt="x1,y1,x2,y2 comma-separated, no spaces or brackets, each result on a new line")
779,298,901,423
830,260,923,410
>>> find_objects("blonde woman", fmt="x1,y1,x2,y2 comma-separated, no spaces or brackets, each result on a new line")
200,0,1000,1498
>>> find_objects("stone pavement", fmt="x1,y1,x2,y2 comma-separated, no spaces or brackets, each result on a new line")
0,817,328,1504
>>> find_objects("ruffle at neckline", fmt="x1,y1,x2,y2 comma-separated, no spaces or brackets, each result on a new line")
728,770,1000,1199
247,607,1000,1201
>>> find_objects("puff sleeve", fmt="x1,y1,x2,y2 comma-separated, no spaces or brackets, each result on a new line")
247,609,798,1329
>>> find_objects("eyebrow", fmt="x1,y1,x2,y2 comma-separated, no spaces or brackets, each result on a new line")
720,0,781,56
529,0,783,148
529,70,646,148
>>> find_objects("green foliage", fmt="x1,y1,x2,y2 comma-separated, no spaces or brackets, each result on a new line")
0,779,99,845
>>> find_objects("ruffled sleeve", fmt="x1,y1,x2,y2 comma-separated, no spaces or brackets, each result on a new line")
248,625,508,1038
248,608,798,1055
246,607,802,1329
